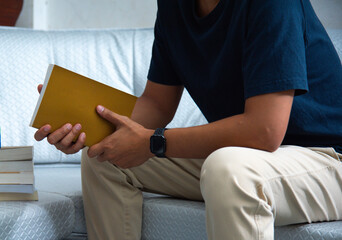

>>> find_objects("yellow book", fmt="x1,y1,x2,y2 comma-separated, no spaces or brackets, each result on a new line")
30,64,137,146
0,191,38,201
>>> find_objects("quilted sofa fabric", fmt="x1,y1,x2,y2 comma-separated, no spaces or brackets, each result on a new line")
142,195,206,240
0,192,74,240
329,29,342,60
275,221,342,239
34,165,85,234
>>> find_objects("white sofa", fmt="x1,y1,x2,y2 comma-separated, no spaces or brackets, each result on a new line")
0,26,341,240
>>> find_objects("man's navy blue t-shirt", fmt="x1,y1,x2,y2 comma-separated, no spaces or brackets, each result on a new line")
147,0,342,151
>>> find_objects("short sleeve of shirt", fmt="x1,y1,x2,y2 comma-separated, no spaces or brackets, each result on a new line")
243,0,309,99
147,12,182,86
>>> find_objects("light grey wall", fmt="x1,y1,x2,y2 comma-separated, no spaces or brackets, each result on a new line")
16,0,33,28
46,0,157,29
15,0,342,30
16,0,157,29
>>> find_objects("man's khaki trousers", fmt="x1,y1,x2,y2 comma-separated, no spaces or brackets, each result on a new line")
81,145,342,240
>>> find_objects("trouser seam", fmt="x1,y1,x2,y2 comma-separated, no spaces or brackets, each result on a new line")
255,166,339,215
253,165,340,236
262,165,338,184
121,177,133,240
254,200,263,240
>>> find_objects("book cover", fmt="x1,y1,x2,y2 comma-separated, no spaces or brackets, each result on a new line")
0,191,38,201
0,184,34,194
30,64,137,146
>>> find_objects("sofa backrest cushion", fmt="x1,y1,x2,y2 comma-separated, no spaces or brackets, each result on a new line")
0,27,207,164
328,30,342,60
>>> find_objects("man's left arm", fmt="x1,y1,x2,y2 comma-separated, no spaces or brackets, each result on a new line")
164,89,294,159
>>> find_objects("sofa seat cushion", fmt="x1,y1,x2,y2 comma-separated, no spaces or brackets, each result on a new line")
34,164,85,234
275,221,342,239
142,194,342,240
35,164,342,240
0,191,74,240
142,194,206,240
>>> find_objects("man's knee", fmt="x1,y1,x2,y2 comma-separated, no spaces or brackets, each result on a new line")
200,147,266,201
81,148,118,177
201,147,258,182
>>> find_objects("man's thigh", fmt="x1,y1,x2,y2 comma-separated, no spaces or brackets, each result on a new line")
205,145,342,225
126,157,205,201
122,145,342,225
267,146,342,225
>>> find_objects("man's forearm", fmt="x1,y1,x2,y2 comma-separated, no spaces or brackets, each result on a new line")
129,86,292,160
163,114,268,159
163,90,294,159
130,95,173,129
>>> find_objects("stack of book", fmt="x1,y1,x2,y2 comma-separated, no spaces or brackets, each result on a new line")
0,146,38,201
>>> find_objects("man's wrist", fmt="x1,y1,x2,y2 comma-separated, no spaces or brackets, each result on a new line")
145,129,155,158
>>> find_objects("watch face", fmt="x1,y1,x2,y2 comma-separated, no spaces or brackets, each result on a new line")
151,135,166,155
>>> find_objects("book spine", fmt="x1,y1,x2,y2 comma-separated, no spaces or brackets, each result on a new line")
30,64,54,127
0,172,34,184
0,160,34,172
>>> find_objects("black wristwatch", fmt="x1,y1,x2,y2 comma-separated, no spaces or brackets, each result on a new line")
150,128,167,158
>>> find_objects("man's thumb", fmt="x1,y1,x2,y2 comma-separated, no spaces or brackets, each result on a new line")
96,105,122,126
38,84,43,94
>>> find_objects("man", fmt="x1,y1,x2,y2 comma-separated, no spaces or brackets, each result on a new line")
35,0,342,239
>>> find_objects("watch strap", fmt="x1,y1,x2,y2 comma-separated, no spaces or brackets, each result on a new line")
154,128,166,136
150,128,168,158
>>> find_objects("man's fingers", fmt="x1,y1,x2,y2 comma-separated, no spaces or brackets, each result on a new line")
73,132,86,150
58,123,82,148
96,105,125,126
67,132,86,154
34,124,51,141
34,122,85,155
87,143,104,159
47,123,72,145
37,84,43,94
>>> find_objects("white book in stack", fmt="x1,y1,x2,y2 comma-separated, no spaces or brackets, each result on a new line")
0,146,38,201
